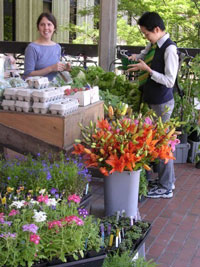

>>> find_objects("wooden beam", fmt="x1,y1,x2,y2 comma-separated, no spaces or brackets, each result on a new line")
98,0,118,71
0,123,64,157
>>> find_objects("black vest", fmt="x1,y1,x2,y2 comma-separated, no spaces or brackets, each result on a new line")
142,38,177,105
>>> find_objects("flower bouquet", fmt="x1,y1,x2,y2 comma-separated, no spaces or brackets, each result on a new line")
73,106,181,176
0,194,103,267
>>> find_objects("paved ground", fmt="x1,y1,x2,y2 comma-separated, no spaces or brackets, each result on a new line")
90,163,200,267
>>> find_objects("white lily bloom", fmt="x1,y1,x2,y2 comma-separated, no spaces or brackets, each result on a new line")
33,210,47,222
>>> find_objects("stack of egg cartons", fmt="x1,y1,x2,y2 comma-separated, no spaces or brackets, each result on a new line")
49,97,79,116
1,78,79,115
32,87,66,114
2,88,19,111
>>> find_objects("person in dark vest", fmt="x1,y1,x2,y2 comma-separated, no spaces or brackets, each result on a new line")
128,12,179,198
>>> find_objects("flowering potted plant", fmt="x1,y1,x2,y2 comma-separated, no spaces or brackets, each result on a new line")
0,194,104,267
73,105,181,217
0,153,91,206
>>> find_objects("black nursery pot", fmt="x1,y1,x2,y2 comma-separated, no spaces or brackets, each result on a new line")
86,248,105,258
188,129,200,142
195,161,200,169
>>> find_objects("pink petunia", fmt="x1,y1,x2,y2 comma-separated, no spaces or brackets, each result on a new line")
0,213,4,223
37,195,49,204
48,220,62,229
68,194,81,203
8,209,19,217
30,234,40,244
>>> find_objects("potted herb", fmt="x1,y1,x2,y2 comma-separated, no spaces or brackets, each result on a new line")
102,251,157,267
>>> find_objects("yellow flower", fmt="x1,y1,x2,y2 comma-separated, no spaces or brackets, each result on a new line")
19,186,24,191
7,187,14,193
1,197,6,205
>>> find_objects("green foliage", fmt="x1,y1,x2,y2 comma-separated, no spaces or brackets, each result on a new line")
4,15,13,41
172,54,200,134
64,0,200,48
103,251,133,267
103,251,157,267
139,169,148,199
0,152,91,202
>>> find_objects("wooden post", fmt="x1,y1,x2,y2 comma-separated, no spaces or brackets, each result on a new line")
0,0,3,41
98,0,118,71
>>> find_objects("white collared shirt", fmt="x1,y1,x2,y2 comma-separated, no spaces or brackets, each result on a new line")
136,33,179,88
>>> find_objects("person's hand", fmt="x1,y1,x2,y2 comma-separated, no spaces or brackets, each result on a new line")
128,54,137,61
65,62,71,72
128,59,151,73
51,62,66,72
8,55,16,65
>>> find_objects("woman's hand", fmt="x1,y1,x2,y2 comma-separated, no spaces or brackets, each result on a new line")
128,59,152,74
65,62,71,72
51,62,66,72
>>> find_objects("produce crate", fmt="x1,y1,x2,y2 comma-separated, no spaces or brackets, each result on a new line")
187,140,200,163
173,143,190,163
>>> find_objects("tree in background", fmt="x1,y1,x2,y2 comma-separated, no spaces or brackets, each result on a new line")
65,0,200,48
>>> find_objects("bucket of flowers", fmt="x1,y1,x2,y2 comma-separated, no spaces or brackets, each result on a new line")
73,105,181,217
0,194,105,267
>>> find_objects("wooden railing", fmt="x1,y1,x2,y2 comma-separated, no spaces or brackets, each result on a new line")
0,41,199,70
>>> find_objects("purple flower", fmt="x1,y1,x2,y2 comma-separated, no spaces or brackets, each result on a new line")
50,188,58,195
0,232,17,239
7,177,11,180
22,224,38,234
46,171,52,180
3,221,12,226
78,208,89,218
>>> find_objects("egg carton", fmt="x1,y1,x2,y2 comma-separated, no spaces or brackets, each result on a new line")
15,101,32,112
90,86,99,104
49,98,79,116
32,87,65,103
3,88,20,100
69,89,91,106
1,99,16,111
26,77,49,89
32,101,52,114
16,88,33,101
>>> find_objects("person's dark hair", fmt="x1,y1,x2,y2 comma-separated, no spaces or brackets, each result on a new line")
37,12,57,32
138,12,165,32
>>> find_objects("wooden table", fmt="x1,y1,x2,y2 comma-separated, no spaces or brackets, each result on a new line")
0,101,104,156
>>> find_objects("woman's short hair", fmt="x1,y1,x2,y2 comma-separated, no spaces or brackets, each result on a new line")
37,12,57,32
138,12,165,32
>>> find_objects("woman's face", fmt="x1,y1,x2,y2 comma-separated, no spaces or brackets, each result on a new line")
38,16,55,40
